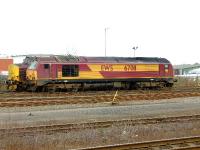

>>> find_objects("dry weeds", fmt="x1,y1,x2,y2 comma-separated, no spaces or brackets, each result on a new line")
174,76,200,87
1,120,200,150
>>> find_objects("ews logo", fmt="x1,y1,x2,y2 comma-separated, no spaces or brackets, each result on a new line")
101,65,113,71
100,64,136,71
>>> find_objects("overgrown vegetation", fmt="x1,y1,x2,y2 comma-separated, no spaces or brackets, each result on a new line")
174,76,200,87
1,121,200,150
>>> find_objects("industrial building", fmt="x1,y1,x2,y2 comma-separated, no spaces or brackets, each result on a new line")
174,64,200,75
0,57,13,76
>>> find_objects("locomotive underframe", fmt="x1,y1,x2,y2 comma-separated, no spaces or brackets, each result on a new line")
22,77,174,92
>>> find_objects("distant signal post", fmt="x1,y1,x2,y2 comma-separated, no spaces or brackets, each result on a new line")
132,46,138,57
105,27,110,57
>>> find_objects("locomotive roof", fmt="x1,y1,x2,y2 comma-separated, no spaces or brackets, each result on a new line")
24,55,171,64
82,57,170,64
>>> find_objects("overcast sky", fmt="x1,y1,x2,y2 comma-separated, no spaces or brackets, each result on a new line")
0,0,200,65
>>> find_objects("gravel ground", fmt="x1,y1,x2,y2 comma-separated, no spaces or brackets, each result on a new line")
0,96,200,128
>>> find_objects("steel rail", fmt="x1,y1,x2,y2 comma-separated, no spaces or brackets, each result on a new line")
1,91,200,100
77,136,200,150
1,86,200,107
1,86,200,99
1,86,200,97
1,115,200,137
1,91,200,107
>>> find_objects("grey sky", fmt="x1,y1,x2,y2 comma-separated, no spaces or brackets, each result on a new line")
0,0,200,64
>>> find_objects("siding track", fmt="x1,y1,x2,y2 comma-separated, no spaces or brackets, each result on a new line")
1,115,200,137
1,86,200,107
78,136,200,150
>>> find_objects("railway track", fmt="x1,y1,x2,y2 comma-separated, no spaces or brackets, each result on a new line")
1,86,200,107
1,85,200,97
78,136,200,150
2,85,200,97
1,90,200,107
1,114,200,137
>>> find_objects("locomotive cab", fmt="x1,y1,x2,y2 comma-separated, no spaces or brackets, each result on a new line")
26,61,38,81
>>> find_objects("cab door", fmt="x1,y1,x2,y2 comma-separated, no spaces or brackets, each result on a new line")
159,64,165,77
42,64,50,79
50,64,57,79
159,64,170,77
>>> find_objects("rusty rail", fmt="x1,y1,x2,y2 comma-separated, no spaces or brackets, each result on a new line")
1,86,200,107
78,136,200,150
1,91,200,107
1,115,200,137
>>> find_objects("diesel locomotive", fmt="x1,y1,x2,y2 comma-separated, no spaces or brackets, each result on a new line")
8,55,174,91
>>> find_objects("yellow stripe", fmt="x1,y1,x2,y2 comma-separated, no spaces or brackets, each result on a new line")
88,64,159,72
88,64,102,72
57,71,104,79
79,71,104,79
113,65,127,71
136,64,159,72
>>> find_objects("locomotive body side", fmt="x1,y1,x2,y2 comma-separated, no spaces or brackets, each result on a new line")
24,56,174,91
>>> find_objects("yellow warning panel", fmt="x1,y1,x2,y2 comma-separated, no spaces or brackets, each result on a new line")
26,70,37,80
8,64,19,81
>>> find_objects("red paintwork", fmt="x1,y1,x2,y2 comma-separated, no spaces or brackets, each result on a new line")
35,63,174,79
159,64,165,77
37,64,58,79
37,64,50,78
37,64,91,79
57,64,62,72
79,64,91,71
166,64,174,76
159,64,173,77
33,56,174,80
51,64,57,79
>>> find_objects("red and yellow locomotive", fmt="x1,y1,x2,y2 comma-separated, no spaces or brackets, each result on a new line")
8,55,174,91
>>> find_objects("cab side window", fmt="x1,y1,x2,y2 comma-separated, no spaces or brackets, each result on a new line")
44,64,49,69
62,65,79,77
164,64,169,69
